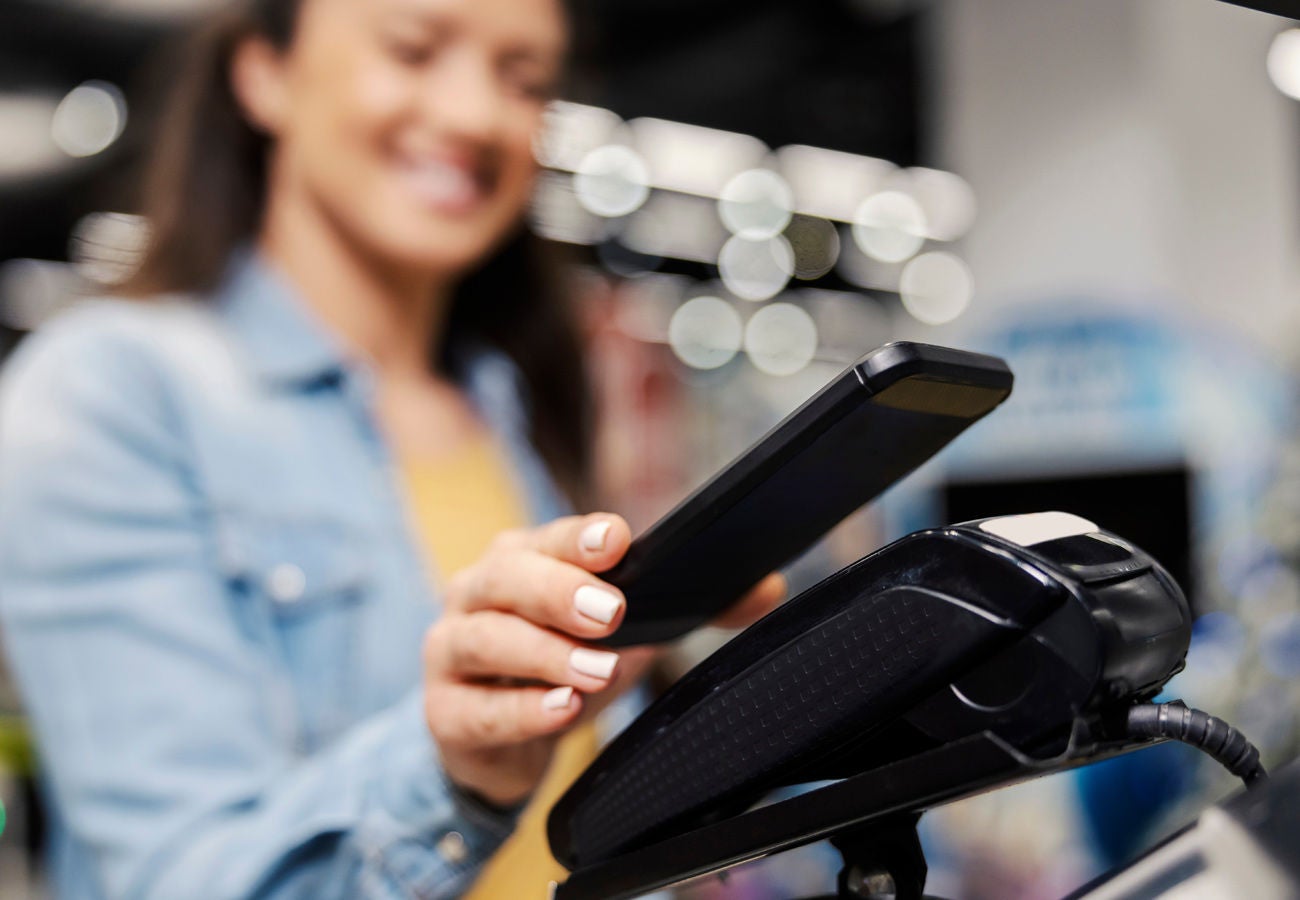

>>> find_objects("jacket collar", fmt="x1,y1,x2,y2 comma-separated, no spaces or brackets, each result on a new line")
215,248,352,387
212,249,527,424
211,248,569,520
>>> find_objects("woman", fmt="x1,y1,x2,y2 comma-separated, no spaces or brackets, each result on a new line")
0,0,784,897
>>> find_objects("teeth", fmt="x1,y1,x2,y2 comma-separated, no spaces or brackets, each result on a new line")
402,160,483,209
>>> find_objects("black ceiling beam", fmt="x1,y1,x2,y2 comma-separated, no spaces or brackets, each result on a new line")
1215,0,1300,18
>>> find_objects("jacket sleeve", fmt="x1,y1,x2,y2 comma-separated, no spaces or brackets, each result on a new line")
0,313,517,900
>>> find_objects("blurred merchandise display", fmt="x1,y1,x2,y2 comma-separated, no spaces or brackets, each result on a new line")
533,100,979,339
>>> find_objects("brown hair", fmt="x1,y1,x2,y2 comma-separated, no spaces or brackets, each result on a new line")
126,0,593,505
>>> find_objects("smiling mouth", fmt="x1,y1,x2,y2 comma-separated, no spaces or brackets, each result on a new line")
398,155,497,215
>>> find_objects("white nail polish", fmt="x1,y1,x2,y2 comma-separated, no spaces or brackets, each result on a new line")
570,647,619,680
542,686,575,710
574,585,622,625
580,521,611,553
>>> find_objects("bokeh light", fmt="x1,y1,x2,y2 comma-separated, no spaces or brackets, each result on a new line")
573,144,651,218
833,223,889,291
630,117,768,198
718,235,795,302
777,144,896,222
668,296,744,370
535,101,623,171
898,251,973,325
530,171,605,245
0,259,80,331
902,167,977,242
785,216,841,281
852,190,927,263
51,82,127,159
0,94,62,179
718,168,794,240
745,302,818,376
1267,29,1300,101
70,212,150,286
620,193,728,265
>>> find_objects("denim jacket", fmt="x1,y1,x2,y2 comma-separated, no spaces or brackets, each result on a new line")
0,253,570,899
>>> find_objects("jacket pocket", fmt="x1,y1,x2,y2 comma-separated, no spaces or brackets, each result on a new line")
215,513,372,753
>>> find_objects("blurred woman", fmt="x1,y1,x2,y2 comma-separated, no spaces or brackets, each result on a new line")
0,0,783,897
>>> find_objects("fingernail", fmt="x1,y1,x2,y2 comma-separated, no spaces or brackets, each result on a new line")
580,520,612,553
574,585,622,625
570,647,620,680
543,686,575,711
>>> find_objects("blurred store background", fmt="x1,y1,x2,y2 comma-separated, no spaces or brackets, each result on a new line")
3,0,1300,897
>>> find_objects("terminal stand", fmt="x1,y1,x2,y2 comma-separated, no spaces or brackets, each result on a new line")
824,814,927,900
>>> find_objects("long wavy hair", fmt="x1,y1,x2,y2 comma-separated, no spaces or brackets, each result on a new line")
125,0,593,505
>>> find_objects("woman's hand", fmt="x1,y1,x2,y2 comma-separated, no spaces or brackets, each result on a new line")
421,513,787,807
422,513,635,806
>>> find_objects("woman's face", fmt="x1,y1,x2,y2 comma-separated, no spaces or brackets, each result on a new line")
248,0,566,276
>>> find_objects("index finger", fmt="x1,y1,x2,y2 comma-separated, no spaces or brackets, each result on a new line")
522,513,632,574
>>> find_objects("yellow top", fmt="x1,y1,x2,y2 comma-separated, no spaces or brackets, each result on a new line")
402,435,531,578
400,434,597,899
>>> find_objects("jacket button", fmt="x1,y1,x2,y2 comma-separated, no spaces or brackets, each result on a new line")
266,563,307,603
437,830,468,865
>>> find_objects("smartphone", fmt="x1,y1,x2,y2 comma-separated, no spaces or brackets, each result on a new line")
602,342,1014,647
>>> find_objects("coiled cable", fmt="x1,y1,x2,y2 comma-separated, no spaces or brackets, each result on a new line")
1126,700,1267,788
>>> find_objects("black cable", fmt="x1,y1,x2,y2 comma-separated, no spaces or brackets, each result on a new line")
1126,701,1267,788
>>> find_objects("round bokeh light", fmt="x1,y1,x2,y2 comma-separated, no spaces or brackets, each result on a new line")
718,168,794,240
852,190,927,263
718,234,794,302
574,144,651,218
745,302,818,376
51,81,127,158
668,296,744,370
784,216,841,281
899,251,973,325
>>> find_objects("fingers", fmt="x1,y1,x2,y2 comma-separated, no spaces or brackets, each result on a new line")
576,645,662,725
430,610,622,694
450,549,627,640
518,513,632,574
428,680,583,748
711,572,788,630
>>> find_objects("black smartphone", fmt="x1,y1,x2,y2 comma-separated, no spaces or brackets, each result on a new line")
602,342,1014,647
